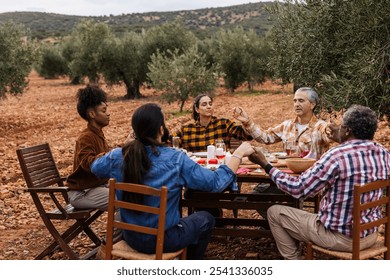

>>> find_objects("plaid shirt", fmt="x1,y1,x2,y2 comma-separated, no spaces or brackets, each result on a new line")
244,115,331,157
174,116,252,152
269,139,390,238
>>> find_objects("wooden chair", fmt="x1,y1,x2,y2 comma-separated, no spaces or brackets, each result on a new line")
16,143,103,260
105,178,187,260
306,179,390,260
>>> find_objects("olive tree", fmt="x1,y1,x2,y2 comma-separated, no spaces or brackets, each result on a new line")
98,20,197,99
268,0,390,114
0,22,37,98
148,46,219,112
36,43,69,79
212,27,271,92
68,20,112,84
100,32,144,99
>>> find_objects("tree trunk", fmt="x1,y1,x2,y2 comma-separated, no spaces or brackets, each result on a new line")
124,79,142,99
293,83,302,94
180,100,185,112
248,80,254,92
0,87,5,99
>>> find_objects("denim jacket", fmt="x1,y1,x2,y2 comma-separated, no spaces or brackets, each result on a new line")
91,146,237,235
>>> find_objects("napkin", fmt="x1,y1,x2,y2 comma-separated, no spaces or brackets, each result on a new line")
236,167,251,175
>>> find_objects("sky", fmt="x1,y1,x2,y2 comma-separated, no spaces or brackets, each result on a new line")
0,0,272,17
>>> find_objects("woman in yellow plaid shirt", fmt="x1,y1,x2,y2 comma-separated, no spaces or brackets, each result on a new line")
173,93,252,152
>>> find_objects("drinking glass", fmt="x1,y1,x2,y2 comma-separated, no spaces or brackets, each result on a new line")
215,139,226,164
285,141,299,157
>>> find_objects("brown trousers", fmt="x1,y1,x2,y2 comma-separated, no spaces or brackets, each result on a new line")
267,205,378,259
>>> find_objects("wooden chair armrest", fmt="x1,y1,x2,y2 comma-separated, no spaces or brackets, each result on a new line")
26,186,69,193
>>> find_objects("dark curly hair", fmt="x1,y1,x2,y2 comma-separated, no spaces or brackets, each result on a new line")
76,85,108,121
343,105,377,140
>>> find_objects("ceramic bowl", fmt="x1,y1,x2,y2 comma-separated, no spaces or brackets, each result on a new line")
285,158,316,173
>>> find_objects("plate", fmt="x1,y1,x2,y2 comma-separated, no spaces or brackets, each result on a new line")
206,164,219,171
273,152,287,159
192,151,207,158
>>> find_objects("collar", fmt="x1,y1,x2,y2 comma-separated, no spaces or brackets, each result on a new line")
195,116,218,127
87,123,105,139
293,115,319,129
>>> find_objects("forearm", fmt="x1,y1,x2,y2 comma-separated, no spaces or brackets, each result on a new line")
251,154,272,172
226,151,245,172
243,120,279,144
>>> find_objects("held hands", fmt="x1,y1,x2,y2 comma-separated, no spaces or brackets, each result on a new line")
234,142,255,158
248,147,268,168
233,107,251,125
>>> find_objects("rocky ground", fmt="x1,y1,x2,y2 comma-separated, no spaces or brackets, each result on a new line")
1,71,389,260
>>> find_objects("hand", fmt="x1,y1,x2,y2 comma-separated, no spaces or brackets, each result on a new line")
235,142,255,157
124,131,135,144
233,106,251,125
248,147,268,168
326,123,340,143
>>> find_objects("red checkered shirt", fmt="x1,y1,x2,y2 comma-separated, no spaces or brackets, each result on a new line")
269,139,390,238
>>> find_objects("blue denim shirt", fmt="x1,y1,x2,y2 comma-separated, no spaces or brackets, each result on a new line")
91,146,237,241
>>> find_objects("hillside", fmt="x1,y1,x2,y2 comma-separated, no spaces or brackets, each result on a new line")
0,1,274,39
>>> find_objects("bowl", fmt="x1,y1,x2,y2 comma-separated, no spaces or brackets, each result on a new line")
285,158,316,173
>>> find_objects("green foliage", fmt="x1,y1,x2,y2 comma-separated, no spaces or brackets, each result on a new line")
60,36,82,84
98,20,197,99
100,31,144,98
0,22,37,98
68,20,112,84
211,27,271,91
148,47,219,112
268,0,390,115
143,20,196,61
36,43,69,78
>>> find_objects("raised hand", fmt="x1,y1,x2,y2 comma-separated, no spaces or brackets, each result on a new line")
233,106,251,124
326,123,340,143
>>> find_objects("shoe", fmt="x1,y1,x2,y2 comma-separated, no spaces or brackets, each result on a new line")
252,183,271,193
95,244,106,260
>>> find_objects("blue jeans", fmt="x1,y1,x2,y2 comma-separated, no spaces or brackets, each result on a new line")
124,211,215,259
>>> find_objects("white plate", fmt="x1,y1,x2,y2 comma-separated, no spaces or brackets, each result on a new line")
206,164,220,170
192,151,208,158
273,152,287,159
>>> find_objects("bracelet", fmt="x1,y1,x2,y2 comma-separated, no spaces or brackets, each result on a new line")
231,154,242,162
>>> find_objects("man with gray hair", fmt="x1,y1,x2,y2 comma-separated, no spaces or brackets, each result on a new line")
233,87,338,158
234,87,339,217
248,105,390,259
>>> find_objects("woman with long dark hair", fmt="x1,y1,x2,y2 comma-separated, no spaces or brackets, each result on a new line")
92,103,254,259
173,93,252,152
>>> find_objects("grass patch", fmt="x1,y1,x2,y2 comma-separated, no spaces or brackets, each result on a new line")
169,110,191,117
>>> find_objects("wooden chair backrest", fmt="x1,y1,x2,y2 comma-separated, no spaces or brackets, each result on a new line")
16,143,64,189
352,179,390,259
106,178,168,260
229,138,242,153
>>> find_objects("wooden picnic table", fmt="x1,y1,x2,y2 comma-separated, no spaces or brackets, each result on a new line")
180,159,315,238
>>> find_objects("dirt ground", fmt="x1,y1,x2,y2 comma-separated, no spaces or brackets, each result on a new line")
1,71,389,260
